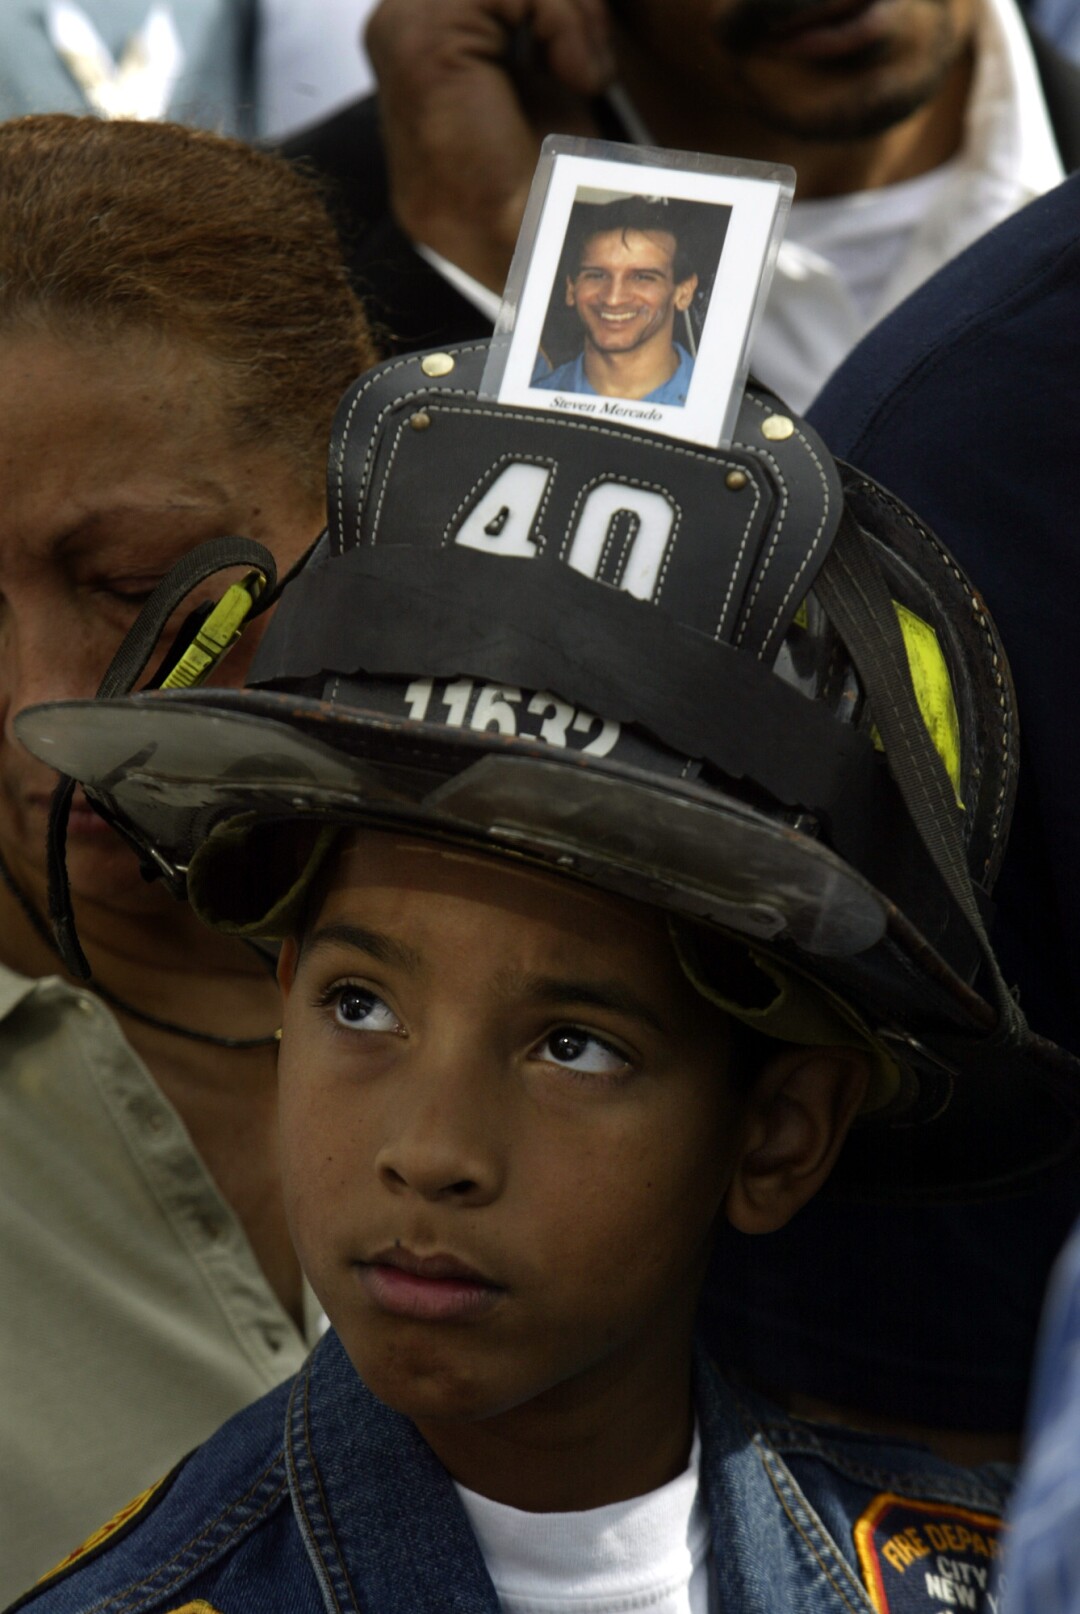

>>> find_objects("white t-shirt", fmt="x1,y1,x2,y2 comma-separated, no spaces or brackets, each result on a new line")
453,1426,712,1614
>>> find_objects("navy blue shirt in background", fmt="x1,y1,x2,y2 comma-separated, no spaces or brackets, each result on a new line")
811,172,1080,1058
708,175,1080,1435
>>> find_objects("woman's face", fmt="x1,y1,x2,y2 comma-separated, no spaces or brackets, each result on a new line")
0,327,325,907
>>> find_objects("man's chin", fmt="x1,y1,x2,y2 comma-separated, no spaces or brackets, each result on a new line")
757,77,953,139
586,334,658,360
739,26,964,141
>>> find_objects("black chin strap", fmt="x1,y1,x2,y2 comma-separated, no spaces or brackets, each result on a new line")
46,534,291,978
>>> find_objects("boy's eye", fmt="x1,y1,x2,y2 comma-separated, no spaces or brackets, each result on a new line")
328,985,402,1034
536,1026,629,1077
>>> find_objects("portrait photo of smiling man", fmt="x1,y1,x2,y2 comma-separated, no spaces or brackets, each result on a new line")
533,194,729,408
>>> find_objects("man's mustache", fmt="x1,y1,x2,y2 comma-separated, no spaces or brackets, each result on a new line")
715,0,921,54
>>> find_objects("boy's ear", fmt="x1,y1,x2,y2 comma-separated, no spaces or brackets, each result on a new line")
725,1047,870,1235
277,936,299,997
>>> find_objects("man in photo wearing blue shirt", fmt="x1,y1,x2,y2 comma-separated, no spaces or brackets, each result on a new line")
535,197,704,407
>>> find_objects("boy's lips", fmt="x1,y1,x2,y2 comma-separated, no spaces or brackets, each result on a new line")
356,1247,505,1322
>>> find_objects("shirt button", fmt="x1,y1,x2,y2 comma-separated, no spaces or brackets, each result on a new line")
199,1216,224,1243
76,996,97,1017
145,1110,165,1134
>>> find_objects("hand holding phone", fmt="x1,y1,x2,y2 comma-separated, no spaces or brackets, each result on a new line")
366,0,615,293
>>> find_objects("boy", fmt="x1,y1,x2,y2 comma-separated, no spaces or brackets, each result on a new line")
11,341,1079,1613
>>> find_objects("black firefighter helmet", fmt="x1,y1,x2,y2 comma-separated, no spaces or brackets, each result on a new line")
18,341,1080,1201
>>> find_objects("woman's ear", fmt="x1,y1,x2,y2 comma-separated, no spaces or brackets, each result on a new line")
725,1046,870,1234
277,935,298,998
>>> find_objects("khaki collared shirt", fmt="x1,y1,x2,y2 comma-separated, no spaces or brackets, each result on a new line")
0,961,319,1603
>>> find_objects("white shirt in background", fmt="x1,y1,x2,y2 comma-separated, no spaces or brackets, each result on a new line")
255,0,379,137
754,0,1064,407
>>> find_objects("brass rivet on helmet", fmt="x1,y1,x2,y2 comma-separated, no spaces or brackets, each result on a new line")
410,411,433,431
725,470,748,491
421,352,456,378
761,414,795,442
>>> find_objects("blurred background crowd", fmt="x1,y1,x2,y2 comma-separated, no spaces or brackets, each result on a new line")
2,0,1080,1606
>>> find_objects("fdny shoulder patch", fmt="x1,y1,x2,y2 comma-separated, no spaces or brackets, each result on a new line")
35,1471,175,1587
854,1493,1006,1614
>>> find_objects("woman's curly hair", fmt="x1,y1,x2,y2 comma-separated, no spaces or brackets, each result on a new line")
0,115,377,496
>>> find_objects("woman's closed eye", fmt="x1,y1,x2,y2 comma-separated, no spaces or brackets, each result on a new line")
533,1026,630,1079
87,576,166,609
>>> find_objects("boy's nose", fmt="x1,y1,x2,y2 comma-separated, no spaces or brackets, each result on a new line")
377,1155,486,1203
374,1055,504,1206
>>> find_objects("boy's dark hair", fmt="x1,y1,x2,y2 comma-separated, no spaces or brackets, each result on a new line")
681,926,787,1094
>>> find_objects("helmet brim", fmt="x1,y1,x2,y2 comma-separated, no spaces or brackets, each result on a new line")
18,685,1080,1202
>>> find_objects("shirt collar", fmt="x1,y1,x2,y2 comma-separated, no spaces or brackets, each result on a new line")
0,958,41,1022
563,341,693,404
961,0,1064,197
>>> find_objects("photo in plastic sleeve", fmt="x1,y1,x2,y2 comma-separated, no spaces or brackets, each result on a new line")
483,139,794,447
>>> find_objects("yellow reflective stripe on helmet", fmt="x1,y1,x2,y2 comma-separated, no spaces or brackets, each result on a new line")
794,591,961,804
866,602,963,809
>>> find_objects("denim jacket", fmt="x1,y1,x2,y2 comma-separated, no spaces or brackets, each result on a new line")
9,1330,1011,1614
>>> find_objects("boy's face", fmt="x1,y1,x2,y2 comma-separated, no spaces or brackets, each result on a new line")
278,829,745,1429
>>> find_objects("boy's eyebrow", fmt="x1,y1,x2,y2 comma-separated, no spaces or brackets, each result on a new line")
513,974,669,1036
302,922,423,972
